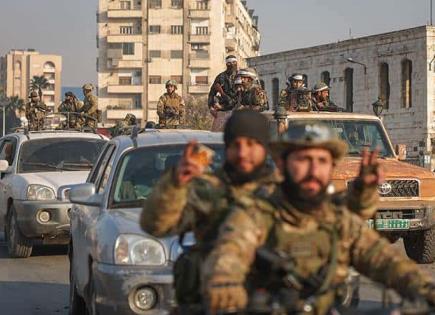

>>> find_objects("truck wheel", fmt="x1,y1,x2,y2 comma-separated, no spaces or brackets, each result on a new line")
6,207,33,258
69,249,88,315
403,227,435,264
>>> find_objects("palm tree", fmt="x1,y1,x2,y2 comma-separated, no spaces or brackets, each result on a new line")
30,75,49,99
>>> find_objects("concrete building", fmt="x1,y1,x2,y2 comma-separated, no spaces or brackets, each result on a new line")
97,0,260,125
249,25,435,167
0,49,62,110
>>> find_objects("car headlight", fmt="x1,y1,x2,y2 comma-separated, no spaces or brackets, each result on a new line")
27,185,56,201
114,234,165,266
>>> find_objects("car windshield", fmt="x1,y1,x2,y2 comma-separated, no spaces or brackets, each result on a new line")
288,119,394,158
110,144,224,208
18,138,106,173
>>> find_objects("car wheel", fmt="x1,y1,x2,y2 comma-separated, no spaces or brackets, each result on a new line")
403,227,435,264
69,247,87,315
6,207,32,258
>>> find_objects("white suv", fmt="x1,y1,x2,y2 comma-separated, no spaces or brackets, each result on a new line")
0,130,107,258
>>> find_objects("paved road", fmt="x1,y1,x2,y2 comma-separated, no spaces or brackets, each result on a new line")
0,233,433,315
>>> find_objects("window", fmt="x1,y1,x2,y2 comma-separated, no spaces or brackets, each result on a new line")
171,75,183,84
302,74,308,88
170,50,183,59
196,0,208,10
149,0,162,8
344,68,354,112
272,78,280,108
260,80,265,90
171,0,183,8
95,145,116,193
122,43,134,55
108,43,122,49
120,1,131,9
149,76,162,84
119,77,132,85
192,43,207,51
120,26,133,34
379,63,390,109
195,26,209,35
0,138,17,166
149,50,161,58
171,25,183,34
401,59,412,108
149,25,161,34
195,76,208,85
321,71,331,87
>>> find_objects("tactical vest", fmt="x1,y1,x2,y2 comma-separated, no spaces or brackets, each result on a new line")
162,94,183,126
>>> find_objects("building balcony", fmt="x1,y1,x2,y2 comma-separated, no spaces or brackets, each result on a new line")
106,108,143,120
113,59,143,68
188,84,209,94
107,34,142,43
189,9,210,19
107,49,123,59
107,84,143,94
107,10,142,19
189,53,210,68
225,38,237,51
189,34,211,43
225,15,236,26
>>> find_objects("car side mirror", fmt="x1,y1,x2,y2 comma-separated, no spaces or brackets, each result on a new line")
395,144,407,161
0,160,10,173
69,183,103,207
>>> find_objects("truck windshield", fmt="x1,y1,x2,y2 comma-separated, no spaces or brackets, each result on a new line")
18,138,106,173
110,144,224,208
288,119,394,158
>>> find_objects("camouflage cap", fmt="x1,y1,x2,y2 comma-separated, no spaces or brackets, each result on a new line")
165,80,178,89
313,82,329,93
82,83,94,91
29,91,38,98
270,121,348,161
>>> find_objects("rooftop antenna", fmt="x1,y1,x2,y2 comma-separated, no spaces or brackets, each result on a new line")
349,27,352,39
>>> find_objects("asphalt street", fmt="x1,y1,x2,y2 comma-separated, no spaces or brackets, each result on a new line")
0,233,433,315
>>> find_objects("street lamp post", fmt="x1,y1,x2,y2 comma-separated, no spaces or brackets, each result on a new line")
0,105,5,137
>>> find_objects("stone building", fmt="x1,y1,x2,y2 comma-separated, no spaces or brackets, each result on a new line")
97,0,260,125
0,49,62,110
249,25,435,167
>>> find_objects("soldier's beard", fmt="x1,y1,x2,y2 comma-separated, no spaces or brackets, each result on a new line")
224,161,269,186
282,171,328,211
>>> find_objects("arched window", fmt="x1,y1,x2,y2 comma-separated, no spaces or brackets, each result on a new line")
344,68,354,112
259,79,265,90
272,78,280,109
379,63,390,109
302,74,308,88
401,59,412,108
321,71,331,86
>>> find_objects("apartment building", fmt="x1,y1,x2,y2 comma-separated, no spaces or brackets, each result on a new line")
0,49,62,110
97,0,260,125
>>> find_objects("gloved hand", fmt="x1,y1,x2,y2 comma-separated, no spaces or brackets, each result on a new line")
355,148,384,190
205,276,247,315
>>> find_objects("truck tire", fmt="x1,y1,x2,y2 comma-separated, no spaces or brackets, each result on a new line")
5,207,33,258
403,227,435,264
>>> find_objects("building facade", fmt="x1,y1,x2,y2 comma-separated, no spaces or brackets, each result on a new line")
249,26,435,168
0,49,62,110
97,0,260,125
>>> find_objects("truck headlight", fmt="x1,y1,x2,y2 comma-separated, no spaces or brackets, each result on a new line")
114,234,165,266
27,185,55,201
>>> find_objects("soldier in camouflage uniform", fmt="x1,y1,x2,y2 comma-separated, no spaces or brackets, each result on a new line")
157,80,185,129
25,91,50,131
112,113,137,137
80,83,98,128
311,82,340,112
202,122,435,315
58,91,82,129
237,68,268,112
141,110,281,315
279,73,313,112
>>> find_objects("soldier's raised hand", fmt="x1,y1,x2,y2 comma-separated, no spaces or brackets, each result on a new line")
358,148,385,187
176,141,208,185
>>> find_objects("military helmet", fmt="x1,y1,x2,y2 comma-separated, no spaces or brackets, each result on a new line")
165,80,178,89
286,73,304,85
82,83,94,91
125,113,137,124
237,68,257,80
270,122,348,161
29,91,38,98
313,82,329,93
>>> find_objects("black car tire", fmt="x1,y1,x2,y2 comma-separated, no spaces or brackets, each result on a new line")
403,227,435,264
69,247,88,315
5,206,32,258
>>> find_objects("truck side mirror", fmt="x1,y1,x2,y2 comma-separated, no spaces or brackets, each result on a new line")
395,144,407,161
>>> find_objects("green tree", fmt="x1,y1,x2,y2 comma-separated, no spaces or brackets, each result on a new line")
183,95,213,130
30,75,49,99
0,95,24,135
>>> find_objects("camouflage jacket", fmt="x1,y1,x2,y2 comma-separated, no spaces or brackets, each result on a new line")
25,101,49,120
81,94,98,116
112,120,133,137
58,99,81,114
279,88,312,112
157,92,185,127
203,187,435,314
208,71,237,111
239,85,268,112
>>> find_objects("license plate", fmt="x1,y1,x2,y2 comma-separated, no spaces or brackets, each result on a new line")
367,219,410,230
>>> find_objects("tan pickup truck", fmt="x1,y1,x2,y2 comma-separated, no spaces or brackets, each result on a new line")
268,111,435,264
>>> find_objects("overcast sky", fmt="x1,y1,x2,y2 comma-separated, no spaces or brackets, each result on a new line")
0,0,430,86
